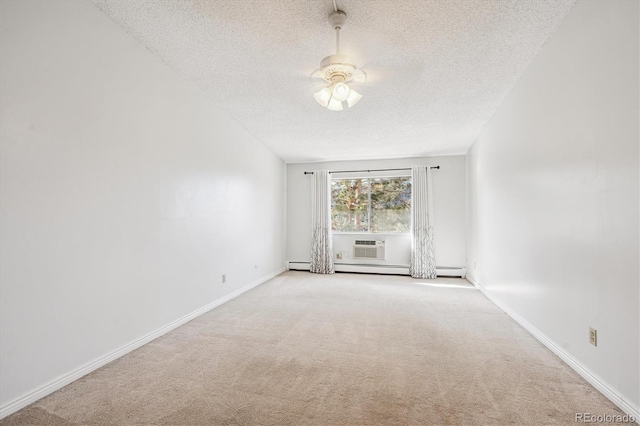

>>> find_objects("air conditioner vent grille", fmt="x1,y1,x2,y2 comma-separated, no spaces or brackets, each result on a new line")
354,246,379,259
353,240,385,260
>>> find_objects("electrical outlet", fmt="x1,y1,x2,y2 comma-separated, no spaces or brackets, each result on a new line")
336,252,343,260
589,327,597,346
222,274,226,284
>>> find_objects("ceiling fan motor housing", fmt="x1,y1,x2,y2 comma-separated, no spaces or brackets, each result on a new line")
319,54,356,82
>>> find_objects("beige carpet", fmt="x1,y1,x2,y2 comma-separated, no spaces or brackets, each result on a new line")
1,271,630,425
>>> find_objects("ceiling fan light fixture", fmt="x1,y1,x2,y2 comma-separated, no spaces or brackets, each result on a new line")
314,87,332,107
332,81,350,102
346,88,362,108
327,97,344,111
312,9,366,111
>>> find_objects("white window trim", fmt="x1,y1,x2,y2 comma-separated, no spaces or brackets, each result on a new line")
330,174,412,234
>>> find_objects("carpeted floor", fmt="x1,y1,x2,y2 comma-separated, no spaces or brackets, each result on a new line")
1,271,630,425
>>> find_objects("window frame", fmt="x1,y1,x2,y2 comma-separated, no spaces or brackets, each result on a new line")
330,173,412,235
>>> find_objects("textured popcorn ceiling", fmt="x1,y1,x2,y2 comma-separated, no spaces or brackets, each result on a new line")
92,0,575,163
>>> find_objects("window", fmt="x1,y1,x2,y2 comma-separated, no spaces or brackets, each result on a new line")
331,176,411,233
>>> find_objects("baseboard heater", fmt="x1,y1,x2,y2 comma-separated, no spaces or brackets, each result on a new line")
436,266,467,278
288,262,466,278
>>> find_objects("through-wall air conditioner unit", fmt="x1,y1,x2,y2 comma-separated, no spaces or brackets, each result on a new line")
353,240,385,260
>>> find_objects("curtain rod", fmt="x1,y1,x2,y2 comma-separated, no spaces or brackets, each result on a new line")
303,166,439,175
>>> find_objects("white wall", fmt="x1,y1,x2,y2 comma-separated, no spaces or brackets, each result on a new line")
466,0,639,415
287,156,466,269
0,0,285,411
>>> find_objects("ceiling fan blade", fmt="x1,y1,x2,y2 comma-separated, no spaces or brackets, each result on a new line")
352,69,366,83
358,62,425,86
311,76,328,90
356,67,395,84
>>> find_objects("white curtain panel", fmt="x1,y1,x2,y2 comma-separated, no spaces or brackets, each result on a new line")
410,166,437,279
310,170,335,274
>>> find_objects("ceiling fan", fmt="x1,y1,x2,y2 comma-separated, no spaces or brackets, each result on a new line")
312,8,366,111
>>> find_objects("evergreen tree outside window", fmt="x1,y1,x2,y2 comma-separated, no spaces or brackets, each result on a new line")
331,177,411,233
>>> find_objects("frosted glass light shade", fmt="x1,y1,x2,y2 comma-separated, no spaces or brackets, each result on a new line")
314,80,362,110
327,97,343,111
332,82,350,101
346,88,362,108
314,87,332,107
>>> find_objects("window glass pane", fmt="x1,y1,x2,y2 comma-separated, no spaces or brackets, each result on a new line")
370,177,411,233
331,178,369,232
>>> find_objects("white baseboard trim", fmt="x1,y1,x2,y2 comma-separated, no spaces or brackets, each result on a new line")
0,267,286,421
466,275,640,421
